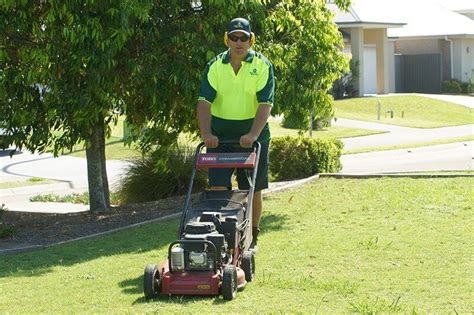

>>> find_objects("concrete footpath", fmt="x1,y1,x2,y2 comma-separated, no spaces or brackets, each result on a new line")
1,151,128,213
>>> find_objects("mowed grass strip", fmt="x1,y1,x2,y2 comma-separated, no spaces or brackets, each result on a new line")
0,177,56,190
334,95,474,128
268,119,386,139
62,136,142,160
0,178,472,313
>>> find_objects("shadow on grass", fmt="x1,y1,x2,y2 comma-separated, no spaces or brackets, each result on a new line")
0,212,288,287
0,219,178,279
260,213,289,233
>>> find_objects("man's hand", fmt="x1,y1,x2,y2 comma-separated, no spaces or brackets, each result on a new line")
240,133,257,148
203,133,219,148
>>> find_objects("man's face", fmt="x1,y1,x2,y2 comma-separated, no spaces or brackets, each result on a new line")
228,31,251,59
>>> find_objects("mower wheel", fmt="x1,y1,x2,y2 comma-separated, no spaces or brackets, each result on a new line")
144,264,161,299
222,265,238,300
241,250,255,282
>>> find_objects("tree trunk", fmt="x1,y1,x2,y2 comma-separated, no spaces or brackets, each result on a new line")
86,120,109,213
98,119,110,207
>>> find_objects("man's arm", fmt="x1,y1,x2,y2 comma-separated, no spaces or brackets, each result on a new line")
240,104,272,148
197,100,219,148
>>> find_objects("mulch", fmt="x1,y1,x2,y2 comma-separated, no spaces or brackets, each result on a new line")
0,181,293,253
0,195,189,251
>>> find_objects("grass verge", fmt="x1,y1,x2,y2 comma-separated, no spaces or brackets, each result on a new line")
0,178,472,313
0,177,56,190
268,118,386,139
334,95,473,128
29,192,121,205
344,135,474,154
62,137,142,160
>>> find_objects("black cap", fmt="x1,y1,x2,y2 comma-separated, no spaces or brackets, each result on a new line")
227,18,251,36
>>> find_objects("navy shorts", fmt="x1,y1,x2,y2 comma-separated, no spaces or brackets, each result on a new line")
208,140,269,192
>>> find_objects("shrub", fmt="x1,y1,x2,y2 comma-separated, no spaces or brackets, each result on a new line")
332,59,360,100
29,192,121,205
0,203,5,223
0,204,15,239
441,80,462,94
269,136,343,181
281,114,308,130
459,81,469,94
117,143,207,204
281,108,335,131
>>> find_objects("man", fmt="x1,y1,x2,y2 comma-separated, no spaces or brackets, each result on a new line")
197,17,275,250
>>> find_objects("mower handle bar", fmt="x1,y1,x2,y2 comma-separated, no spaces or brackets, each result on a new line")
179,141,261,239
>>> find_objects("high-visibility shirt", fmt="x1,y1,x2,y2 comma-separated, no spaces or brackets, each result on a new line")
198,49,275,141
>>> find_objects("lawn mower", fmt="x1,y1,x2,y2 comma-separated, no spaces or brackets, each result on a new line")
143,141,260,300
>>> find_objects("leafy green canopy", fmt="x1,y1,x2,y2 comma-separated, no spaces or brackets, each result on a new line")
1,0,349,153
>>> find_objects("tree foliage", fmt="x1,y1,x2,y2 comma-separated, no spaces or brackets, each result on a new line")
260,0,350,129
1,0,350,211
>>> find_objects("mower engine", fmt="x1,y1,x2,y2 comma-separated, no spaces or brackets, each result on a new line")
170,213,232,272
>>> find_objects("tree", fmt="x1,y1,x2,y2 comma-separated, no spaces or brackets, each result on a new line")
1,0,349,212
260,0,350,130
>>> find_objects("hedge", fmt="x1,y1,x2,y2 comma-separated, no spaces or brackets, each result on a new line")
269,136,343,181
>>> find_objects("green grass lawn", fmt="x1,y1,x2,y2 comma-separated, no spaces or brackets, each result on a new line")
0,177,57,190
1,178,472,313
62,137,142,160
334,95,474,128
268,118,386,139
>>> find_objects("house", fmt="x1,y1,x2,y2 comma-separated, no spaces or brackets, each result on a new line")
329,0,474,95
388,0,474,91
328,0,406,95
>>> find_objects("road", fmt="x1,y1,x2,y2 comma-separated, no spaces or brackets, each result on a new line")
341,141,473,174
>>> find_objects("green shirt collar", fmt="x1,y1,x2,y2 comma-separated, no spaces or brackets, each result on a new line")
222,49,255,64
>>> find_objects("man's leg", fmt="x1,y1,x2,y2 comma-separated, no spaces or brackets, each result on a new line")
250,190,262,249
252,190,262,228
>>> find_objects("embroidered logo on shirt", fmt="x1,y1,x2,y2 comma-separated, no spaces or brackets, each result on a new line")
250,68,258,76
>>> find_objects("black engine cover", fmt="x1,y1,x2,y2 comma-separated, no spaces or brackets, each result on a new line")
184,222,216,235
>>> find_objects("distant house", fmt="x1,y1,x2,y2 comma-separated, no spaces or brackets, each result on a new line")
388,0,474,92
330,0,474,95
328,1,405,95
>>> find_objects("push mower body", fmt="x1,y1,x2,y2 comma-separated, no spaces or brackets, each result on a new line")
144,141,260,300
